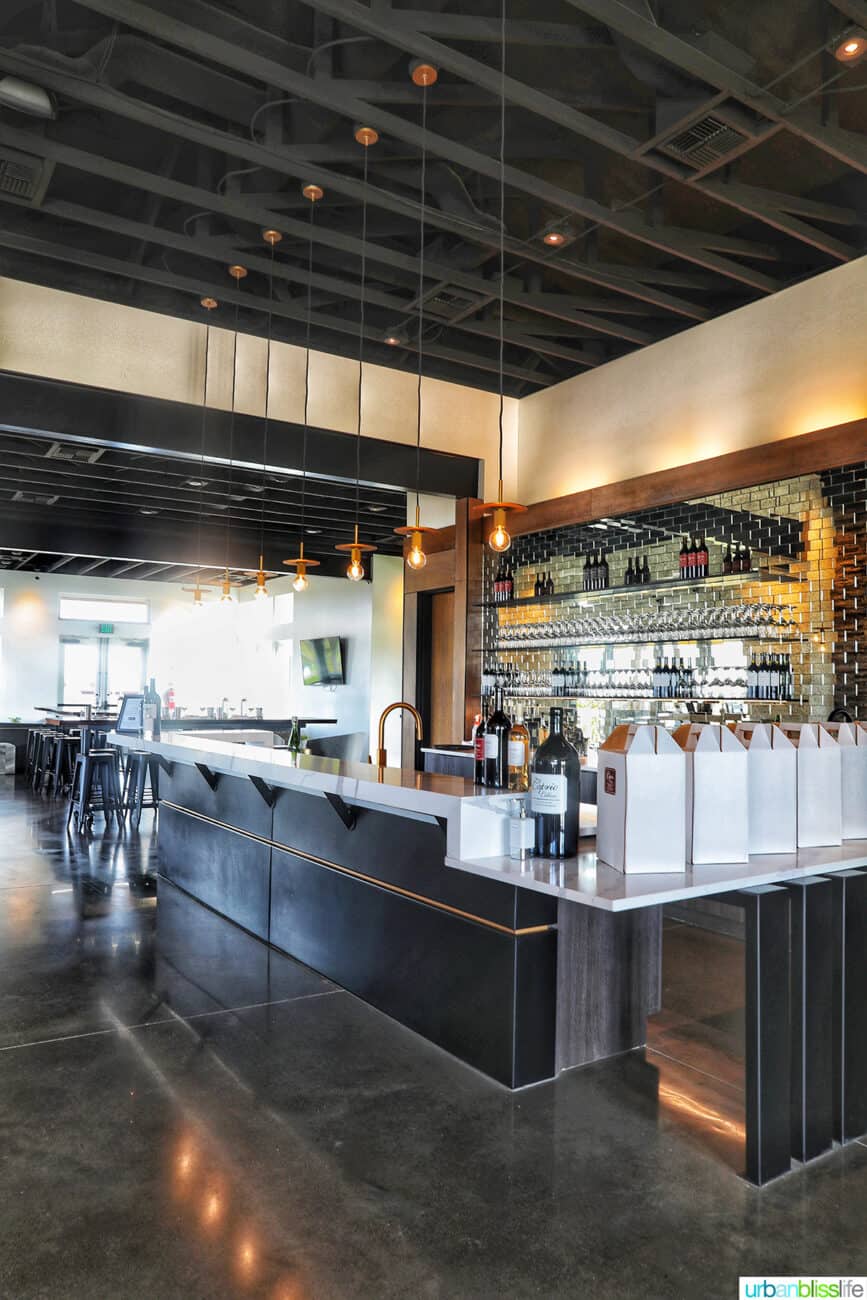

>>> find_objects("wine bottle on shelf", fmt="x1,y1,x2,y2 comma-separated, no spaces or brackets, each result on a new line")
697,536,708,579
583,552,592,591
503,565,513,603
474,700,489,785
531,707,580,858
599,550,609,589
507,713,530,793
679,537,689,580
641,556,651,584
686,537,698,581
723,544,733,576
625,557,635,586
742,542,752,574
484,686,511,790
747,655,756,700
546,571,555,597
588,552,598,590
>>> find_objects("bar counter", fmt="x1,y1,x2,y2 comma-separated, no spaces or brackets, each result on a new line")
110,732,867,1184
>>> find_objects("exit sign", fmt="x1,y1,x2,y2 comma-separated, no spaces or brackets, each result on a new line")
98,623,114,635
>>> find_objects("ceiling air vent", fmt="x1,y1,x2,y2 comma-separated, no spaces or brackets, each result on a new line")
426,287,487,321
0,146,54,206
13,489,59,506
45,441,105,465
657,114,749,169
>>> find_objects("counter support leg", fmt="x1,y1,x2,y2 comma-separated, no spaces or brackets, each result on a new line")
736,885,791,1186
787,878,834,1163
829,869,867,1144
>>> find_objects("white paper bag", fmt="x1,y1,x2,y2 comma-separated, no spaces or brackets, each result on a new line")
674,724,749,865
597,724,686,874
823,722,867,839
734,722,797,855
781,723,842,848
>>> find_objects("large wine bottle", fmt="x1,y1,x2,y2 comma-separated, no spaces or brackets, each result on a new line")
484,686,511,789
530,707,580,857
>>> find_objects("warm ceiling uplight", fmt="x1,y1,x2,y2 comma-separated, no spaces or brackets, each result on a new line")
384,332,404,346
410,60,438,87
543,230,567,247
199,295,218,310
835,30,867,61
302,183,324,201
354,124,379,146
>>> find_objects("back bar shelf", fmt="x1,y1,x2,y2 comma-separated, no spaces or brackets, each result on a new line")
479,567,802,610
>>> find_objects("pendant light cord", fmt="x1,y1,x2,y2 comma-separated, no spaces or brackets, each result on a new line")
224,296,240,570
300,197,316,541
356,145,369,523
415,83,428,517
497,0,506,488
259,239,276,562
195,318,210,576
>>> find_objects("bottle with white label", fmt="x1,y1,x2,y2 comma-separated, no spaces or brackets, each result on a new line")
530,706,580,858
507,713,530,792
509,799,535,862
484,686,511,790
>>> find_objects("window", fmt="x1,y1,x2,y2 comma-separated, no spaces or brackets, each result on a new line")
59,597,149,624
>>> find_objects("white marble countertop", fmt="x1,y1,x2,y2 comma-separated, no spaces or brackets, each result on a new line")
107,732,508,858
445,837,867,912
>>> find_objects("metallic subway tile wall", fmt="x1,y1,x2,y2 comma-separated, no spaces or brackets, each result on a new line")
481,466,857,752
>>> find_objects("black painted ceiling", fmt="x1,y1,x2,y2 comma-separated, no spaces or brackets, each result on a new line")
0,0,865,397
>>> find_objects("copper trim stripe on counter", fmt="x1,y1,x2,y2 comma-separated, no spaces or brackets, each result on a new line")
160,801,555,938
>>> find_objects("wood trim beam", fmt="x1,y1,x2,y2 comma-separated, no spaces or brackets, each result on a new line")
509,418,867,537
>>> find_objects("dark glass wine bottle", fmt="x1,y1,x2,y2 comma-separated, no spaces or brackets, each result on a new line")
530,707,580,858
474,699,488,785
484,686,511,789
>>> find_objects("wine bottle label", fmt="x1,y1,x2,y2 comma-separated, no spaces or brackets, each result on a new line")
484,734,499,759
474,735,485,761
530,772,567,814
507,740,525,767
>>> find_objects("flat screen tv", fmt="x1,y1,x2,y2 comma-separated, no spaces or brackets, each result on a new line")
300,636,344,686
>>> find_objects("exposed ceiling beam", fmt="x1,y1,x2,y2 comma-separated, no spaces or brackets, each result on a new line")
12,551,38,569
563,0,867,175
77,557,112,574
390,12,609,47
46,554,76,571
0,44,710,322
300,0,858,263
70,0,781,291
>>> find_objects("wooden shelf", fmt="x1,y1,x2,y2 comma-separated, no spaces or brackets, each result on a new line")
501,692,795,704
480,567,801,610
475,630,800,652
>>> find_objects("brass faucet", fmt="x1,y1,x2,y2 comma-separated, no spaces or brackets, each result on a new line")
373,701,423,768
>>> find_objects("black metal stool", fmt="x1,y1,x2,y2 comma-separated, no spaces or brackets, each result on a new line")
25,729,40,781
31,731,53,792
38,733,60,794
67,749,124,830
52,734,81,796
122,751,160,828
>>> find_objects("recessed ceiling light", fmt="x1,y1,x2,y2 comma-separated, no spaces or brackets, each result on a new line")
835,30,867,61
186,477,207,488
367,503,388,513
543,230,567,247
140,507,159,516
384,330,405,346
306,527,322,535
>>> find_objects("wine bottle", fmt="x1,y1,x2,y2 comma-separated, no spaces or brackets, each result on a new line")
599,550,609,589
503,564,513,602
531,707,580,858
507,713,530,792
484,686,511,789
697,536,708,579
679,536,689,580
625,557,634,586
641,556,651,584
723,544,733,576
583,552,591,591
546,571,555,597
687,537,698,581
588,552,598,590
742,542,752,574
474,700,488,785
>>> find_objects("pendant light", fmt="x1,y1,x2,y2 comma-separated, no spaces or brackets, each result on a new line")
335,126,378,582
283,183,324,593
394,62,439,571
220,263,247,605
480,0,525,553
183,294,219,608
253,228,282,600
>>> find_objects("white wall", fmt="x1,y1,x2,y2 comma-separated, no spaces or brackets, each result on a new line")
518,257,867,501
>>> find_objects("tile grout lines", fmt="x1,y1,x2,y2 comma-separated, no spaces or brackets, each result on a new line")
0,987,345,1053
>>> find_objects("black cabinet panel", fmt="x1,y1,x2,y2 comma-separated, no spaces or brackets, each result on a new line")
271,786,555,930
163,765,273,839
269,846,556,1086
159,804,271,941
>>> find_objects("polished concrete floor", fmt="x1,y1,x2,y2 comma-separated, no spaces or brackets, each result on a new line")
1,778,866,1299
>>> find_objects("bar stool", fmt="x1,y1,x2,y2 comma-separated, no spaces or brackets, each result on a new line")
53,734,81,796
38,733,60,794
31,731,52,792
67,749,123,830
122,751,160,828
25,729,40,781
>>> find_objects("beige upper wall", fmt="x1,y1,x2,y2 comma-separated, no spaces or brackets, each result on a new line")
518,256,867,502
0,276,517,500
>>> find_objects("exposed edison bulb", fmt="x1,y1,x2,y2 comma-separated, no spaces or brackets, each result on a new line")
254,582,268,600
292,569,309,593
488,508,511,553
347,548,365,582
220,590,234,605
406,530,427,570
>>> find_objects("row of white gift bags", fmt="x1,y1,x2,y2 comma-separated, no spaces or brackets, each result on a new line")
780,723,842,847
673,724,749,864
596,724,686,873
823,722,867,838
